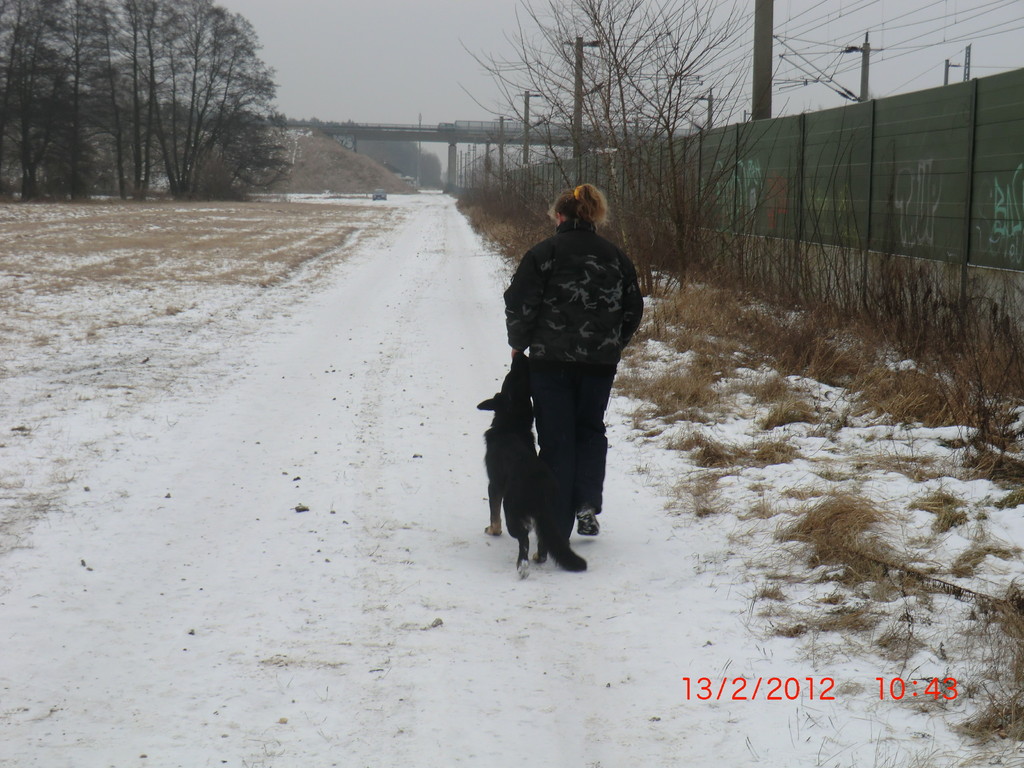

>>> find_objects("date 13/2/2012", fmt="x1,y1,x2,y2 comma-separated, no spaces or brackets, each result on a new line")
682,677,960,701
682,677,836,701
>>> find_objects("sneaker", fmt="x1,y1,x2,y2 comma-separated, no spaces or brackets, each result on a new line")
576,506,600,536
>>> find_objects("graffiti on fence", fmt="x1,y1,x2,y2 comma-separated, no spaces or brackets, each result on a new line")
894,159,942,248
987,163,1024,266
765,173,789,230
804,183,858,244
736,158,764,213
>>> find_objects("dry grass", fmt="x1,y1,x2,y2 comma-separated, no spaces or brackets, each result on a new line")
750,438,801,466
672,433,798,471
758,398,817,430
875,620,926,662
779,492,895,585
617,347,729,423
676,474,727,518
849,447,946,484
769,321,866,388
855,367,956,427
815,605,881,634
671,473,729,520
671,432,739,468
638,282,753,359
911,489,968,533
950,543,1019,579
782,486,824,502
965,448,1024,485
994,488,1024,510
772,623,809,638
744,496,785,520
754,583,787,601
958,599,1024,740
742,371,793,404
0,201,367,292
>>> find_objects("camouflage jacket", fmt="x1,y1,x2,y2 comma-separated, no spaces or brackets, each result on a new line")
504,219,644,367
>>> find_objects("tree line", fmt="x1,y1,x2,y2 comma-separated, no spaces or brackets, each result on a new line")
0,0,286,200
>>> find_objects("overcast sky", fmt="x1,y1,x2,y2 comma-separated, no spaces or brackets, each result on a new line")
216,0,525,125
217,0,1023,127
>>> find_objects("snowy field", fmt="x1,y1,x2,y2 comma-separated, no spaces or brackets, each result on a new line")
1,193,1021,767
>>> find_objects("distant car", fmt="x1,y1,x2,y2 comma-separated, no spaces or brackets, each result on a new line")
372,189,387,200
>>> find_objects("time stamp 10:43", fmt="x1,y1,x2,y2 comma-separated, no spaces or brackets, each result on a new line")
681,677,959,702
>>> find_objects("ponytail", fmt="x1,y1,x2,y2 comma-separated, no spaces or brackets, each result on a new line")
550,183,609,225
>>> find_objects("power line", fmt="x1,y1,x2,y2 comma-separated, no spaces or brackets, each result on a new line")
830,19,1024,80
781,0,881,41
773,0,1022,103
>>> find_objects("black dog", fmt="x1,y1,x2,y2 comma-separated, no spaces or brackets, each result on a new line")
477,354,586,576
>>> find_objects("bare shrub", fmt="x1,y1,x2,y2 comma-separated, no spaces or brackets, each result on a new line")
765,313,865,388
958,594,1024,740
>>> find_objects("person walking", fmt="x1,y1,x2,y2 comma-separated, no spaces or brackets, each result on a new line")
504,183,644,540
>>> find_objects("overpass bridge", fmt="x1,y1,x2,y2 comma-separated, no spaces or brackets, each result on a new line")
288,119,575,189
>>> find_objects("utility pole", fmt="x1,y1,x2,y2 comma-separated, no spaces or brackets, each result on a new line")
944,59,960,85
522,91,542,166
842,33,871,101
859,32,870,102
498,116,505,180
416,113,422,187
945,44,971,85
570,36,601,159
752,0,773,119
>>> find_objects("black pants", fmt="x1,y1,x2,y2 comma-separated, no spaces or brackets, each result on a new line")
529,366,615,539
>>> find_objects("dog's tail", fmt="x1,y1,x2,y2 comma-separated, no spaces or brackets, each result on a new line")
536,504,587,572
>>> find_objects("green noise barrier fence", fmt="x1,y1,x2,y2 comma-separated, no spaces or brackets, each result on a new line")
507,67,1024,273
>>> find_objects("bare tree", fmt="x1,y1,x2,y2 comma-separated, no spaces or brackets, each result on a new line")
477,0,746,282
6,0,68,200
0,0,285,200
114,0,162,198
152,0,281,198
58,0,110,198
0,0,15,194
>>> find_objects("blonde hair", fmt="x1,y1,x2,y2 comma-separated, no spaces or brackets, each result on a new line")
550,183,608,225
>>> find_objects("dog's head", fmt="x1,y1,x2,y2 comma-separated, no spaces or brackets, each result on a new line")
477,390,533,431
477,393,505,412
478,355,533,429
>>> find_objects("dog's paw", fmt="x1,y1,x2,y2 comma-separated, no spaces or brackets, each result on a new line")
517,559,530,579
484,524,502,536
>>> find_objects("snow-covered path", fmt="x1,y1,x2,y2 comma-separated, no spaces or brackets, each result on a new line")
0,195,985,767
